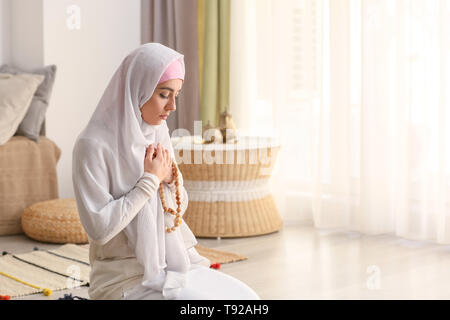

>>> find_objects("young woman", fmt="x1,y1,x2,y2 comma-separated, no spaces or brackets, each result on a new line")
72,43,259,300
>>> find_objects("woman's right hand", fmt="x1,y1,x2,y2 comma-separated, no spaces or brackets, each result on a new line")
144,142,172,182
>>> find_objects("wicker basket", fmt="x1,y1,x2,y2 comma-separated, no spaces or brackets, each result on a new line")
21,198,88,244
172,135,283,238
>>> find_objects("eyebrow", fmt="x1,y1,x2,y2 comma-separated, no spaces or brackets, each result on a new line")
158,87,182,93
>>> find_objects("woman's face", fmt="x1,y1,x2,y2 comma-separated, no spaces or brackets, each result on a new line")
140,79,183,125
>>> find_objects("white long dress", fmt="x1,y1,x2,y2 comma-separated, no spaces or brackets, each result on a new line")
121,264,260,300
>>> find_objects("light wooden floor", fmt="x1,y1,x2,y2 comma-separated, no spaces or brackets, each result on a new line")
2,223,450,300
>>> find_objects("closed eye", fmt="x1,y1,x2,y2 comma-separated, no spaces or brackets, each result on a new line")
160,93,181,99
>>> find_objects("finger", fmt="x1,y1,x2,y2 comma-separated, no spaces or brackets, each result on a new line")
165,150,171,165
157,143,164,159
166,151,171,166
146,146,153,159
152,145,159,159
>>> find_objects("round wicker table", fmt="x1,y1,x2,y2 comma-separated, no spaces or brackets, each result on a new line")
171,135,282,238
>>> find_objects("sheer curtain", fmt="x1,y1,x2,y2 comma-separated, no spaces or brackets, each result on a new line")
230,0,450,244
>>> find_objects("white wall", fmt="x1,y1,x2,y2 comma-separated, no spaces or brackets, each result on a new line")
42,0,141,198
0,0,11,65
10,0,44,69
4,0,141,198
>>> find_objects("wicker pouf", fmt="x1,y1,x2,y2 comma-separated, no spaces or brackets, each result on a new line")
172,135,283,238
21,198,88,244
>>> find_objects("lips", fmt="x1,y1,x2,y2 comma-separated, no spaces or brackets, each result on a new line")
160,114,168,119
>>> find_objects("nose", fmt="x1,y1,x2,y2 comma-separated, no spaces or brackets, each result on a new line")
165,96,176,112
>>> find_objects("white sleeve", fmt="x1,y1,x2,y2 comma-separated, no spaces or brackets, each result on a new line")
72,139,161,246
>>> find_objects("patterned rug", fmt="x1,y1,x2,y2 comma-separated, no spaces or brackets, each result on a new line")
0,244,247,298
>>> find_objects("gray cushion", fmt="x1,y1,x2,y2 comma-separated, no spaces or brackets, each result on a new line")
0,73,45,145
0,64,57,142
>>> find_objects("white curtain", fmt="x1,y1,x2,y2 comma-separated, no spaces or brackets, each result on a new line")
230,0,450,244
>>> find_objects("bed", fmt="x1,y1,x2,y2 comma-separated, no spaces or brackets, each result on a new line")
0,121,61,235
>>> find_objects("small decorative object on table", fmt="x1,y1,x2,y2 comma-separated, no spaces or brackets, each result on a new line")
202,120,223,144
218,108,238,144
199,108,238,145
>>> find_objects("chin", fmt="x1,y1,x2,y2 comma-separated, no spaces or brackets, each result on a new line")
146,119,163,125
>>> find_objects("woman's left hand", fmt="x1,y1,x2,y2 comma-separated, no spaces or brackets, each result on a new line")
162,150,173,184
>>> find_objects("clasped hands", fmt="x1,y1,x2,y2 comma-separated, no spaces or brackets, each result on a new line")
144,142,173,184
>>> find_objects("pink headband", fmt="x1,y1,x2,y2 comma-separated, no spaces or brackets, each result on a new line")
158,59,184,84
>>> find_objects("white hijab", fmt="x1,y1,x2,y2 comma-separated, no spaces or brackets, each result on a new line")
76,43,195,298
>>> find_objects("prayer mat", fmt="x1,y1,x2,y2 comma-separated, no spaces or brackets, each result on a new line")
0,244,247,298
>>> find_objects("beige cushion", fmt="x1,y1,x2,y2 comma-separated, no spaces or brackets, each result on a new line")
0,73,44,145
0,64,58,142
21,198,88,244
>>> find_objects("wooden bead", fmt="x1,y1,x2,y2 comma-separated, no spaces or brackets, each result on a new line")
159,162,183,233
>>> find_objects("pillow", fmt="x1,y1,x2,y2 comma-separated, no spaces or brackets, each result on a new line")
0,64,57,142
0,73,45,146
